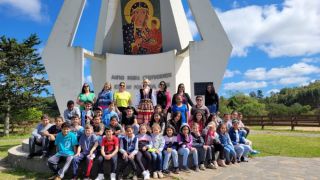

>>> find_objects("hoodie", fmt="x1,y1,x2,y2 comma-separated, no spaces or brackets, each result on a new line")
177,123,193,149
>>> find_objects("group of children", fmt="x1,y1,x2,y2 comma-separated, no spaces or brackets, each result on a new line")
28,95,259,180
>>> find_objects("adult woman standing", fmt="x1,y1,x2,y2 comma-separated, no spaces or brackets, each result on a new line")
205,84,219,114
156,81,171,114
114,82,132,115
96,82,113,110
136,79,157,125
171,83,194,109
76,83,96,110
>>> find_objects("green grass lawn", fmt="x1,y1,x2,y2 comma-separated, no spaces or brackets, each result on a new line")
249,126,320,134
0,134,29,158
0,168,49,180
250,134,320,157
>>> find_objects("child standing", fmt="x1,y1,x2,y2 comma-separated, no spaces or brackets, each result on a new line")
171,95,189,124
150,124,165,178
97,127,119,180
81,101,94,126
47,122,78,180
177,123,199,172
118,125,139,180
109,116,124,137
189,111,205,133
162,125,179,174
70,115,84,140
149,113,166,134
72,124,99,179
218,123,236,165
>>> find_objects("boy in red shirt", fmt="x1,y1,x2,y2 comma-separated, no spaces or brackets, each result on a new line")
96,127,119,180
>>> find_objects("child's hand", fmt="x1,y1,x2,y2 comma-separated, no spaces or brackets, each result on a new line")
75,152,80,157
156,149,160,154
105,154,111,160
203,145,209,150
142,146,147,151
167,148,172,153
128,154,135,160
190,147,196,152
123,152,128,159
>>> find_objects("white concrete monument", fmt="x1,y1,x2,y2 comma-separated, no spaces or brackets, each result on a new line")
42,0,232,114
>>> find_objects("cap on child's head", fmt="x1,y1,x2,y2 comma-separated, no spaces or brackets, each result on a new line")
61,122,71,129
232,119,239,124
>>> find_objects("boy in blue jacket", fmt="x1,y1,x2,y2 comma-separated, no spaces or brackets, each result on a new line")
228,120,259,162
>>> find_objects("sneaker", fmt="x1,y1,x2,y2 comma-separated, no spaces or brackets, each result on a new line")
173,167,180,174
158,171,164,178
83,177,90,180
206,163,215,169
181,166,191,173
54,176,62,180
132,175,138,180
95,173,105,180
162,169,170,175
242,157,249,162
199,164,206,171
237,157,241,163
142,170,150,180
194,166,200,172
110,173,116,180
251,150,260,155
153,171,158,179
48,175,57,180
225,161,231,165
213,161,219,169
27,154,34,159
218,160,227,167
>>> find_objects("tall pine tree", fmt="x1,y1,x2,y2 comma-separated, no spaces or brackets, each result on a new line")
0,34,49,135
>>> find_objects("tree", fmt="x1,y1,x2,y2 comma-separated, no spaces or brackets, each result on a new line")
0,34,49,136
249,91,257,98
257,89,264,99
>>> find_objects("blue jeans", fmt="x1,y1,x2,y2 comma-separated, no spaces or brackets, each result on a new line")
151,152,163,171
162,149,179,170
98,154,118,173
234,144,250,159
178,147,198,167
48,154,73,178
224,145,236,162
207,104,217,114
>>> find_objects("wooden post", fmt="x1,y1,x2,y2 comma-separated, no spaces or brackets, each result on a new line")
291,116,295,131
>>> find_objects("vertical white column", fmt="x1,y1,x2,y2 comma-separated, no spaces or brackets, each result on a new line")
42,0,86,114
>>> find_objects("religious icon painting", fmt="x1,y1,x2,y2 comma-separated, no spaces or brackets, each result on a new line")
120,0,163,55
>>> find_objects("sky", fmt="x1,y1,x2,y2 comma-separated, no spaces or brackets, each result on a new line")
0,0,319,98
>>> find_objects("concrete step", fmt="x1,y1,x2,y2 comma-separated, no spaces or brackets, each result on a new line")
7,145,50,173
21,138,43,153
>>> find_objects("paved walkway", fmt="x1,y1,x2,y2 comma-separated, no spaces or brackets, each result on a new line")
166,156,320,180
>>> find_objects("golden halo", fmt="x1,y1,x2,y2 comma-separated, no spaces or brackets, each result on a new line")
124,0,154,24
147,17,160,29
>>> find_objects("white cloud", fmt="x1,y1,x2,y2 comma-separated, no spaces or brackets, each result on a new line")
216,0,320,57
224,69,241,78
244,62,320,81
85,75,92,84
224,81,267,90
267,89,280,95
301,57,320,64
0,0,47,22
276,77,310,86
